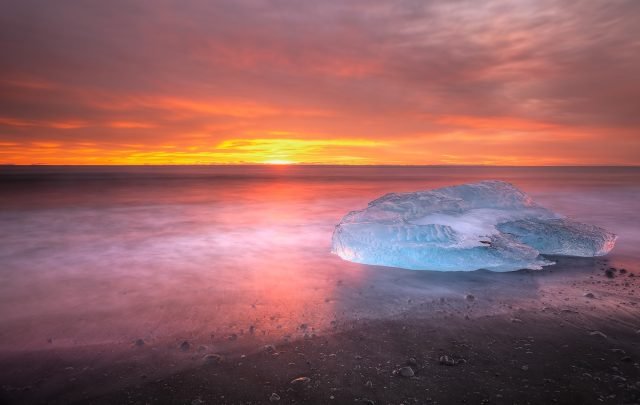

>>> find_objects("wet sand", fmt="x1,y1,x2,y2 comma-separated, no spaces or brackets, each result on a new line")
2,257,638,404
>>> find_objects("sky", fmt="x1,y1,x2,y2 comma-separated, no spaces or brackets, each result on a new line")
1,0,639,165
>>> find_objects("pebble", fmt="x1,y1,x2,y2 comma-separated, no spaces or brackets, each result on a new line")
179,341,191,351
398,366,414,377
465,294,475,301
290,376,311,386
439,355,457,366
269,392,281,402
203,353,223,364
134,339,145,347
589,331,608,338
584,292,596,299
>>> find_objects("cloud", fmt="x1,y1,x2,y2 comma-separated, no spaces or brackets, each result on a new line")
0,117,88,129
0,0,639,164
213,137,384,163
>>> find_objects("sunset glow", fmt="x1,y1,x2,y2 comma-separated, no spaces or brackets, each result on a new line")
1,1,639,165
1,2,640,402
263,159,294,165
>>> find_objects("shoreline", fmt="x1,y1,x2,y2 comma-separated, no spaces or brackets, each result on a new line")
1,259,638,404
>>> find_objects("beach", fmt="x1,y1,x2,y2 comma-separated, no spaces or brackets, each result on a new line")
0,166,638,404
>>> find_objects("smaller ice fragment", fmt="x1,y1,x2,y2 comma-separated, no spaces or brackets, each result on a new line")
331,180,616,272
496,218,617,257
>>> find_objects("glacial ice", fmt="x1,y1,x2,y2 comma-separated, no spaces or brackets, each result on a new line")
331,180,616,272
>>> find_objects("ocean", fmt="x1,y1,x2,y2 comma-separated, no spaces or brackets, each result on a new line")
0,165,638,352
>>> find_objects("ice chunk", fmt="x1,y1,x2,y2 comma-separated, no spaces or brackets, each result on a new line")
331,180,616,272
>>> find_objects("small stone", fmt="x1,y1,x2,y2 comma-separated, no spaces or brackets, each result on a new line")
290,376,311,386
134,339,145,347
179,341,191,351
269,392,281,402
589,330,607,338
439,355,456,366
605,269,615,278
365,380,373,388
621,356,632,362
360,399,375,405
465,294,475,301
407,357,418,366
203,354,222,364
521,365,529,371
264,344,277,354
619,269,627,274
583,292,595,299
398,366,414,377
511,318,523,323
191,399,204,405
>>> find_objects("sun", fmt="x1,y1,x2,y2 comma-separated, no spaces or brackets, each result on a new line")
263,159,294,165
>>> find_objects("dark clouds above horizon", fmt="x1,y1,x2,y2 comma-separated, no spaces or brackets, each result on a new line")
1,0,639,164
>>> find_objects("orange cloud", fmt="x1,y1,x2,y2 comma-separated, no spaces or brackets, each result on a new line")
432,115,557,132
215,138,386,163
0,137,388,165
107,121,157,129
1,76,58,90
89,96,333,119
0,117,88,129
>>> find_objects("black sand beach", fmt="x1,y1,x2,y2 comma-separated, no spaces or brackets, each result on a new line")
1,256,639,404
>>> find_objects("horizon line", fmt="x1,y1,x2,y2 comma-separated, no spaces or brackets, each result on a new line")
2,163,639,168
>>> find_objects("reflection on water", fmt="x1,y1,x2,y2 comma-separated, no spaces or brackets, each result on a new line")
0,166,638,353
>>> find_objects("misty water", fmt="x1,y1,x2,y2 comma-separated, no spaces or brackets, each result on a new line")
1,166,639,357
